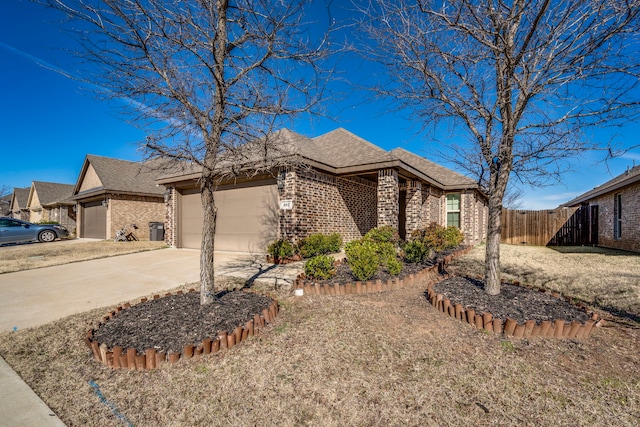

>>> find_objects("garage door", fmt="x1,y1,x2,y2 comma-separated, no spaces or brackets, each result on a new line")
82,200,107,239
179,180,278,252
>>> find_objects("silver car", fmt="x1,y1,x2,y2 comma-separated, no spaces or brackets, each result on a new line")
0,217,69,245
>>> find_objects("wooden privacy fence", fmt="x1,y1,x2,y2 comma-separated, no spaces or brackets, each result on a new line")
501,207,578,246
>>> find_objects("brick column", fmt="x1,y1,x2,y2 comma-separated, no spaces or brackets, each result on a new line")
278,168,297,243
405,180,422,237
377,169,399,229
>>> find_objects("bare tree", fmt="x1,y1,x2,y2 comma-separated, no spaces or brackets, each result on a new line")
44,0,331,304
363,0,640,295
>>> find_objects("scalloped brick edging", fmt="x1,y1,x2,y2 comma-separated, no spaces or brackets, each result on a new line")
85,288,279,370
425,280,600,340
293,246,473,295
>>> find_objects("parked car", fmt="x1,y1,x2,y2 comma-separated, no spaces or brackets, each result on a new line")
0,217,69,245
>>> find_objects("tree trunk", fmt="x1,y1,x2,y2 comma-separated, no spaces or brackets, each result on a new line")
484,193,502,295
200,178,217,305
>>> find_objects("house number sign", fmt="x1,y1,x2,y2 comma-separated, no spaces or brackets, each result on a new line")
279,200,293,210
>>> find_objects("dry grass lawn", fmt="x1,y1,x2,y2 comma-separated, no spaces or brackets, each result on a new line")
0,240,167,274
0,244,639,426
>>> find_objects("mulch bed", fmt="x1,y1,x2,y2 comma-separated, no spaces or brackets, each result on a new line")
92,291,273,354
433,276,591,324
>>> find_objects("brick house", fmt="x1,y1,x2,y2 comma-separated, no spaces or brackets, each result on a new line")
71,155,166,240
26,181,76,231
564,165,640,253
8,187,31,220
157,128,488,253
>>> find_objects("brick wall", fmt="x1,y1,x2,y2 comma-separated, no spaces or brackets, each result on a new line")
109,195,165,241
47,205,77,233
377,169,399,229
590,182,640,253
164,187,177,247
405,180,422,235
279,167,378,245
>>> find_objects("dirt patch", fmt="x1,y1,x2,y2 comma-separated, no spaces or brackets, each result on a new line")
93,291,273,354
433,276,591,324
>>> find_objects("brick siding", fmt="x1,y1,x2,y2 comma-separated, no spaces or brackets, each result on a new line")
377,169,399,229
109,195,165,241
590,182,640,253
279,167,378,245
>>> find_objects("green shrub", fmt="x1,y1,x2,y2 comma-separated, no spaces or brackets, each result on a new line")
345,239,379,281
37,220,60,225
411,223,464,253
364,226,399,244
385,256,403,276
304,255,336,280
298,233,343,258
403,240,429,263
267,239,294,260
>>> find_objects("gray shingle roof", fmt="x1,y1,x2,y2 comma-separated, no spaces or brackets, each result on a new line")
75,155,166,197
156,128,480,192
11,187,30,210
564,165,640,206
390,148,477,188
31,181,75,206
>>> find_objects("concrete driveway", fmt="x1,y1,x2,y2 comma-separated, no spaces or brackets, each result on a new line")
0,248,302,332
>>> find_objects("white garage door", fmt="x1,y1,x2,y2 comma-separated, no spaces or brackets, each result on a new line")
179,180,278,252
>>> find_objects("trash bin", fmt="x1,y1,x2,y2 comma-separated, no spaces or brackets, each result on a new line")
149,222,165,241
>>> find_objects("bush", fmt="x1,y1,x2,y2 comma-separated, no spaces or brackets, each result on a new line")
403,240,430,264
267,239,294,260
411,223,464,253
304,255,336,280
298,233,343,258
384,256,403,276
344,239,380,281
364,226,399,245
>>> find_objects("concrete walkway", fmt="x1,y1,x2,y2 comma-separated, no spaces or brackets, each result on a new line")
0,248,303,426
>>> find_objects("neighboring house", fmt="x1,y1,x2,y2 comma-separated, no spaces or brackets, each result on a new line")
26,181,76,232
8,187,31,220
0,193,11,216
564,164,640,253
157,128,488,253
71,155,166,240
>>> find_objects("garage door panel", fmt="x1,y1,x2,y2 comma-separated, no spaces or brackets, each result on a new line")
179,181,278,252
83,201,107,239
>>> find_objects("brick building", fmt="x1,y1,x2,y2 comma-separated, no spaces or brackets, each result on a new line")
8,187,31,221
158,128,488,253
71,155,166,240
564,165,640,253
26,181,76,232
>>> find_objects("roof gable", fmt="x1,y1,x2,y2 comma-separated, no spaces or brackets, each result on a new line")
10,187,30,211
28,181,75,207
74,155,166,197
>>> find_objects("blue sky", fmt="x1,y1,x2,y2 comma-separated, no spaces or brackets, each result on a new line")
1,0,639,209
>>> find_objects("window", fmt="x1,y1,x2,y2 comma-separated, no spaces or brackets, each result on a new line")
614,193,622,239
446,193,461,228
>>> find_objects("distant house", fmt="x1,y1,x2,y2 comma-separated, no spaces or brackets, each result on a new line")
71,155,166,240
564,165,640,253
26,181,76,232
157,128,488,253
9,187,33,221
0,193,11,216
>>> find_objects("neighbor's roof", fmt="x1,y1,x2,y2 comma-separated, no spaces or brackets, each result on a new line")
73,155,167,199
564,165,640,206
156,127,480,192
11,187,30,210
29,181,75,207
